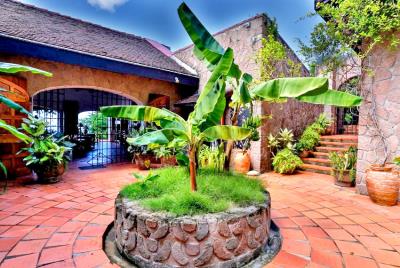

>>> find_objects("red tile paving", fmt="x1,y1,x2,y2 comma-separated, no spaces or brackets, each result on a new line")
0,164,399,267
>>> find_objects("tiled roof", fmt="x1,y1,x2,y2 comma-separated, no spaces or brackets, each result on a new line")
0,0,194,76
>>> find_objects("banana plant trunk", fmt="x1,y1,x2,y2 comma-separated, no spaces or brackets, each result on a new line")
189,147,197,191
225,104,240,169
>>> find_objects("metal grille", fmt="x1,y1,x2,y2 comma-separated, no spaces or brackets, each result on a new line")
33,88,134,168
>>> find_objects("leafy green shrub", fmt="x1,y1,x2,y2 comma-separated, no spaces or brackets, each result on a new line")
272,148,303,174
120,167,266,216
296,127,320,152
267,128,295,156
329,146,357,181
198,143,225,172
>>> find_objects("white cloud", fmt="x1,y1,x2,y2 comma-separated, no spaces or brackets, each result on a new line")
87,0,129,12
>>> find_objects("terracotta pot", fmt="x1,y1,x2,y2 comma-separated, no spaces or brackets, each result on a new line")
366,164,399,206
233,151,251,174
160,156,176,167
332,169,354,187
34,162,65,184
299,150,310,158
135,154,153,170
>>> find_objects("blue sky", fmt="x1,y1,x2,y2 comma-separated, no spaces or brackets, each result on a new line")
17,0,323,55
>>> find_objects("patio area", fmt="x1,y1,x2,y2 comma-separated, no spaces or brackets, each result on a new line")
0,165,399,268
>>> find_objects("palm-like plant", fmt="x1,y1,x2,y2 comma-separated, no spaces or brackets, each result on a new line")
101,49,251,191
102,3,362,192
178,3,362,164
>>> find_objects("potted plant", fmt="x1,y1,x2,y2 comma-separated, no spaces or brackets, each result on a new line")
272,148,303,174
329,146,357,187
19,115,72,183
365,157,399,206
127,127,157,170
232,115,262,173
198,143,225,172
296,126,320,158
148,139,186,167
314,113,332,135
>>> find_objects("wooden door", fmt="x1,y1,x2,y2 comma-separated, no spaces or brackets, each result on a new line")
0,75,31,178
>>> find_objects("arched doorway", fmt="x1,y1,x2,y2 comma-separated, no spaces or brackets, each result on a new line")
336,77,361,134
32,88,137,169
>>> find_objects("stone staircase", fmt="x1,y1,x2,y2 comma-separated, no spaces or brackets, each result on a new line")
300,135,358,175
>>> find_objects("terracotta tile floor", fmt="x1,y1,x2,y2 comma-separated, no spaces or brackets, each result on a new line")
0,164,399,267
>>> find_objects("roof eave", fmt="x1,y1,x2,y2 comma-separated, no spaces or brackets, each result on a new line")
0,34,199,87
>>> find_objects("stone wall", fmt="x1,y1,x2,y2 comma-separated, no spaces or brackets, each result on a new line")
0,55,184,107
174,14,322,172
356,34,400,196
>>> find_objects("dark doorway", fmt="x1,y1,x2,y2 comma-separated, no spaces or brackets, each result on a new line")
336,77,360,135
32,88,135,168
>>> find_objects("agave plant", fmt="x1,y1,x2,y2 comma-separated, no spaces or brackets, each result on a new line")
101,49,251,192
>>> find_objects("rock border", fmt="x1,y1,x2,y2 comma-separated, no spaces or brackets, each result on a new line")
110,192,280,267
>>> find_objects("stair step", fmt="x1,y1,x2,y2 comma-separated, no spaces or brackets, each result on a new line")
310,152,330,159
316,146,347,153
300,163,332,175
302,158,331,167
320,135,358,142
319,141,358,148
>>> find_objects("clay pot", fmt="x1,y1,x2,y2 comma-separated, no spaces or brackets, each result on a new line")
135,154,153,170
233,151,251,174
366,164,399,206
332,169,354,187
34,162,65,184
299,150,310,158
160,156,176,167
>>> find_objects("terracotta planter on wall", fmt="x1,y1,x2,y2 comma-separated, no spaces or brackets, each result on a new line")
366,164,399,206
160,156,176,167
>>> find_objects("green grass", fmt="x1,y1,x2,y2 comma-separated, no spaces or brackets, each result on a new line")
120,167,266,216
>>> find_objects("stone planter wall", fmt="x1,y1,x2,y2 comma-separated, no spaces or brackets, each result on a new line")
356,33,400,198
114,195,271,267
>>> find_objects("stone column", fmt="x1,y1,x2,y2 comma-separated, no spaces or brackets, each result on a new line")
356,33,400,196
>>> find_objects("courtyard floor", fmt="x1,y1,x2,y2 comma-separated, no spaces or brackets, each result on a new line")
0,164,399,268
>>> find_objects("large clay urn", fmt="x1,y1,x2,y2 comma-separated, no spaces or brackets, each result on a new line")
233,150,251,174
366,164,399,206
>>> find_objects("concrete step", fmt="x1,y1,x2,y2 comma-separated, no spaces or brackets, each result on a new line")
315,146,347,153
319,141,358,148
320,135,358,143
300,163,332,175
302,158,331,167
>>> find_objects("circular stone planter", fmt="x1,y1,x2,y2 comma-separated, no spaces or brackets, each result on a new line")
110,193,281,267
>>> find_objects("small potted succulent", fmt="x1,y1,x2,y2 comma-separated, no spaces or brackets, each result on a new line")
329,146,357,187
20,116,72,183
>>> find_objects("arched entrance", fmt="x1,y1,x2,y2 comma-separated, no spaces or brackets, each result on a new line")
32,87,137,169
336,77,361,134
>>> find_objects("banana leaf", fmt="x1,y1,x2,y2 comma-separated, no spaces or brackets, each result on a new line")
202,125,251,142
190,48,233,128
178,3,241,79
0,95,30,115
0,62,52,77
0,119,32,143
0,161,6,178
127,128,188,146
251,77,362,107
100,105,187,130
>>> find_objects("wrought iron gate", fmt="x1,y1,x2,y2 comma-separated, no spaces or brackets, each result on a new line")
33,88,134,168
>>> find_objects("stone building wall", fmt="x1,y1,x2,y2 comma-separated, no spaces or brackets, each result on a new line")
0,55,184,107
174,14,323,172
356,34,400,196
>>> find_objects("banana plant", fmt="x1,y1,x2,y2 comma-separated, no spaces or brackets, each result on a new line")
101,48,251,192
178,2,362,165
178,3,362,109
